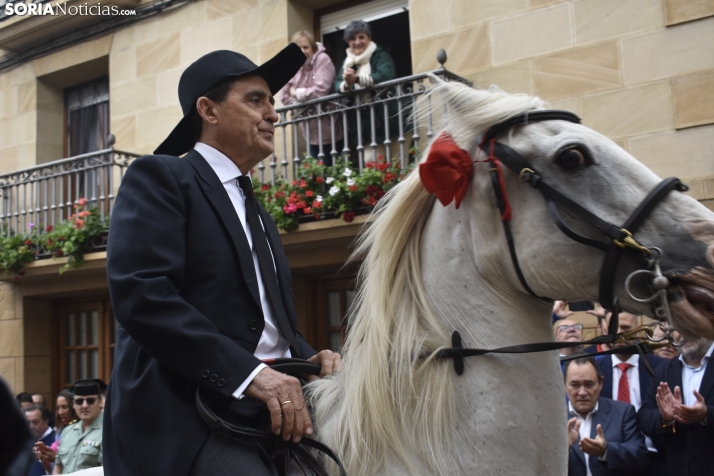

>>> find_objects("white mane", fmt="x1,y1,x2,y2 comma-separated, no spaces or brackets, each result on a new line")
307,81,549,475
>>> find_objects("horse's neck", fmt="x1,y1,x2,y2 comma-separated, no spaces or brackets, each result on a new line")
421,203,555,347
417,203,568,475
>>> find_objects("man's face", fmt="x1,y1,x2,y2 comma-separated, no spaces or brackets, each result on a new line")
32,394,46,407
73,394,102,424
555,320,582,343
25,409,48,440
653,327,680,359
566,362,603,416
209,75,278,169
611,312,640,349
679,336,713,363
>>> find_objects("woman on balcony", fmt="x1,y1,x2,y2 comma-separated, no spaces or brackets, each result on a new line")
280,31,344,166
334,20,398,164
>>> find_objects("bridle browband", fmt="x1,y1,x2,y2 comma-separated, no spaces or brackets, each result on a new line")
434,110,687,374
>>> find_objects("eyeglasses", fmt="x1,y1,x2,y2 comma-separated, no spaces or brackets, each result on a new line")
557,324,583,332
74,397,97,406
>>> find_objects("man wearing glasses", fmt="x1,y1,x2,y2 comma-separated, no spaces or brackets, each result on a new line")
554,320,585,358
53,378,106,474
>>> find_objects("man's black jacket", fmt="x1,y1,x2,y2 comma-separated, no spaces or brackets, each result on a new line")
104,151,316,476
637,355,714,476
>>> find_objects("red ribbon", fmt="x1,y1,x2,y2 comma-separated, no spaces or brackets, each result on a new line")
419,132,473,209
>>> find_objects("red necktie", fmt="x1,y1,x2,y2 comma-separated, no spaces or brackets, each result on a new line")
616,363,632,403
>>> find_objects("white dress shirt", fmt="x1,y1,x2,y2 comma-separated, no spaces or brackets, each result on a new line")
194,142,291,399
612,354,658,451
569,401,604,476
679,343,714,406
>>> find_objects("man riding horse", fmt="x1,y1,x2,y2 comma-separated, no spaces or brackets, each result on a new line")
103,45,341,476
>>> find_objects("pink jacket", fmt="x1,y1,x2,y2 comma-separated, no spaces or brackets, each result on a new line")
280,43,344,146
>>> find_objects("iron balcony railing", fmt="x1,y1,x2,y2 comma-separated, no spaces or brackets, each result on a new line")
0,145,139,235
0,51,470,236
259,50,471,184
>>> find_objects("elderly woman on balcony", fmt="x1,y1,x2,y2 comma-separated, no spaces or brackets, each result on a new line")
280,31,344,166
334,20,398,164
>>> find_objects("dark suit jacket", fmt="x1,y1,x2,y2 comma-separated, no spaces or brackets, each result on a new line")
28,429,55,476
637,357,714,476
103,151,317,476
568,397,648,476
598,354,667,405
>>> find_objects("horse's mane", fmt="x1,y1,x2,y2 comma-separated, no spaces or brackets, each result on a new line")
308,81,548,475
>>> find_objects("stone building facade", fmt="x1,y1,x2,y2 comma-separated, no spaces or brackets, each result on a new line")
0,0,712,403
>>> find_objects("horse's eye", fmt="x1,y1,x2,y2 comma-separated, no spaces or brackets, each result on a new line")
556,148,586,170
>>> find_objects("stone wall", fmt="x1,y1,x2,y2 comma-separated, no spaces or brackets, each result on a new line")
0,282,22,392
410,0,714,185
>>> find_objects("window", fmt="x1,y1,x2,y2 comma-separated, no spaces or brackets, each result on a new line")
319,0,412,78
65,77,110,157
313,277,356,352
56,298,116,392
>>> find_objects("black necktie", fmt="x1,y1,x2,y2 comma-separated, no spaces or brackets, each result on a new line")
237,176,301,357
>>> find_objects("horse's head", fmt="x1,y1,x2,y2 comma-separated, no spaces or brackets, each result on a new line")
428,81,714,340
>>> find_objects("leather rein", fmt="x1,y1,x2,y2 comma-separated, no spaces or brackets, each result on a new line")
196,358,347,476
433,110,688,374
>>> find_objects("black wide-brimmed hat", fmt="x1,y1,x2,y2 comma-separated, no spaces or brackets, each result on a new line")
71,378,108,396
154,43,306,156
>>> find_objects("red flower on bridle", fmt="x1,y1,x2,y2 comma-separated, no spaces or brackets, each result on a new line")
419,131,512,220
419,133,474,209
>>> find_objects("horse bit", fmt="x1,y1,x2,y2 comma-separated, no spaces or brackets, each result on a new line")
436,110,687,374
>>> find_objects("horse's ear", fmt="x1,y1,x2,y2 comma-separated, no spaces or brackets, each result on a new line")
488,84,505,93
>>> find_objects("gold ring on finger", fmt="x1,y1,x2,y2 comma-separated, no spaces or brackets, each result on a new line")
280,400,292,407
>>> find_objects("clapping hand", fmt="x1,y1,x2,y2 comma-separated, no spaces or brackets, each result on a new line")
674,389,708,424
567,417,581,447
656,382,680,422
579,424,607,457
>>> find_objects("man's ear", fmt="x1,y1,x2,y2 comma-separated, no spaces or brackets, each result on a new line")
196,97,219,125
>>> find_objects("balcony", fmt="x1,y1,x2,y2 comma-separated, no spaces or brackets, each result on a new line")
256,52,470,185
0,53,469,258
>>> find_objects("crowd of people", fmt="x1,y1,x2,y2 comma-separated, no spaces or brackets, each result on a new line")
11,379,106,475
554,301,714,476
279,20,398,164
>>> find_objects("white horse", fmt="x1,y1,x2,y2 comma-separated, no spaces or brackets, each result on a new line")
307,81,714,475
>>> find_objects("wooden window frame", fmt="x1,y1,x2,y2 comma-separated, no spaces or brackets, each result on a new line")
54,297,115,395
311,276,356,352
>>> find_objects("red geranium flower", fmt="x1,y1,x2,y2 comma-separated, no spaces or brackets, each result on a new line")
343,211,355,222
45,225,53,232
316,177,324,184
305,190,314,197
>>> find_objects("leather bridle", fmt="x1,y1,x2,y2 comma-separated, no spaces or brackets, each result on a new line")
479,110,688,312
435,110,688,373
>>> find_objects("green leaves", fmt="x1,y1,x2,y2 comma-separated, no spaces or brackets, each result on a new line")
0,233,38,277
0,199,110,277
254,155,415,231
42,200,109,274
